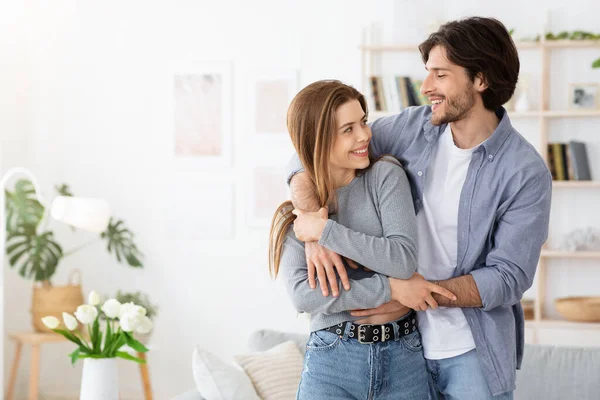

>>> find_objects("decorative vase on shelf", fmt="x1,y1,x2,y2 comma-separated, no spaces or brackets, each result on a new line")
514,91,530,112
514,75,531,112
80,358,119,400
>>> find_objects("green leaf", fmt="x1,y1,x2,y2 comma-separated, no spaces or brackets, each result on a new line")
124,332,149,353
55,183,73,197
6,229,63,282
102,320,113,356
54,329,88,350
102,218,144,268
69,348,81,365
105,332,126,357
4,180,44,232
116,351,146,364
593,58,600,69
92,318,101,352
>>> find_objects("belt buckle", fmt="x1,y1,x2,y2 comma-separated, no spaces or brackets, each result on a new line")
357,324,373,344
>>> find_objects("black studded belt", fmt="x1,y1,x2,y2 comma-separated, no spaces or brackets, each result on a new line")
323,310,417,344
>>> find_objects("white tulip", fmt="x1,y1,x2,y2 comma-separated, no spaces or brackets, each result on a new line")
119,313,140,332
119,302,146,319
134,316,153,335
41,316,60,329
62,312,78,331
88,290,101,306
101,299,121,319
74,305,99,325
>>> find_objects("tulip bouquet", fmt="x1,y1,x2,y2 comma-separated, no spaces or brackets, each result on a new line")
41,290,153,365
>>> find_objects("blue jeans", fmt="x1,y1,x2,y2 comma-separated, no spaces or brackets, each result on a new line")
426,349,514,400
297,321,430,400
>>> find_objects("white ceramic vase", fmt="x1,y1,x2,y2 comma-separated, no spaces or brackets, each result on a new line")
80,358,119,400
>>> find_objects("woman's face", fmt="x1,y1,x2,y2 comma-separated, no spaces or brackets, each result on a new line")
329,99,371,175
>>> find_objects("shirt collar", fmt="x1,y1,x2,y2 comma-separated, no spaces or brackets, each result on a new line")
422,107,513,160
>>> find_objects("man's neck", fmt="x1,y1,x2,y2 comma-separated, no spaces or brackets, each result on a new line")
449,106,500,149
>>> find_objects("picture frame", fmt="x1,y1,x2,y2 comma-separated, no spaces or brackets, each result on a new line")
246,165,291,229
569,83,600,110
246,68,299,137
169,60,233,166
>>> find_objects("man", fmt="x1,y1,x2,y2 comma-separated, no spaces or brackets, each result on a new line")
287,17,551,399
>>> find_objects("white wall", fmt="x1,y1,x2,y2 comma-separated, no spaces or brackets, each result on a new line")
2,0,599,398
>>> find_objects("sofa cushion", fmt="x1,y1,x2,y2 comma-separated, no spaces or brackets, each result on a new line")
234,341,304,400
192,345,260,400
516,344,600,400
247,329,309,355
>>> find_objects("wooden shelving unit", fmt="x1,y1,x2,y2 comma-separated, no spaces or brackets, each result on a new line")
361,38,600,342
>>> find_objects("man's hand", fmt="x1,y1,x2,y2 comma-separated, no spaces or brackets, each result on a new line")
304,241,352,297
350,300,406,318
389,273,457,311
292,207,328,242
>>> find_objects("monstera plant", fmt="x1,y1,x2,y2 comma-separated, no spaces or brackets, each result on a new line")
5,179,143,283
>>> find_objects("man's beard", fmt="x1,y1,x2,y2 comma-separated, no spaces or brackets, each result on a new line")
431,89,476,126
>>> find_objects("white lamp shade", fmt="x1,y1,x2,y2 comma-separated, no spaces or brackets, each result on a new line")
50,196,111,233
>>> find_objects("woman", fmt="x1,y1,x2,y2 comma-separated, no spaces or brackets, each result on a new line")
269,80,431,399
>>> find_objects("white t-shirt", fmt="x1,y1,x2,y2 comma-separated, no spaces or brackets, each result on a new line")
416,125,478,360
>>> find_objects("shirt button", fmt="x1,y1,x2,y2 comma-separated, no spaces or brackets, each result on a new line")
416,199,421,204
488,154,494,160
417,171,423,176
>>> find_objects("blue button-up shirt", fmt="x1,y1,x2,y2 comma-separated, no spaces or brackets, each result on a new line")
369,106,552,395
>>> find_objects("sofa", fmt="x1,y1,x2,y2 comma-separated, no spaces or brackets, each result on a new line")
172,330,600,400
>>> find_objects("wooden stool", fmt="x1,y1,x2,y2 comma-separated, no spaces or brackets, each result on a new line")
5,332,154,400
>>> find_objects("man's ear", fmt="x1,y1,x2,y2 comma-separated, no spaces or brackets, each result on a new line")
474,72,488,93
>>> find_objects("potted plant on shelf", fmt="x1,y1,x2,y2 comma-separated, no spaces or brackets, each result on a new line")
511,29,600,69
42,290,153,400
5,179,143,332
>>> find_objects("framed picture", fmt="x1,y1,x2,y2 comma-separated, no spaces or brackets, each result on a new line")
569,83,599,110
247,69,299,136
247,165,290,228
170,60,233,166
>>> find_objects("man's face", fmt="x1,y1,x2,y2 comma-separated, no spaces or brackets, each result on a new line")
420,45,480,126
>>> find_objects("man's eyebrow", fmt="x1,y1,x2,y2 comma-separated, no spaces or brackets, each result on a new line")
338,114,367,130
425,66,451,72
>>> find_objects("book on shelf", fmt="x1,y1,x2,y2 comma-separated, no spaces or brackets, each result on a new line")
568,141,592,180
547,141,592,181
369,75,430,112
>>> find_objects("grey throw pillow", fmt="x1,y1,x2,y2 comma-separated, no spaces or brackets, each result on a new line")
247,329,309,355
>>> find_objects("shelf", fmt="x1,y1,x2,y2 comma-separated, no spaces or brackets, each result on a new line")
543,110,600,118
360,40,600,52
370,110,600,119
541,250,600,258
512,110,600,118
543,40,600,48
552,181,600,188
526,319,600,330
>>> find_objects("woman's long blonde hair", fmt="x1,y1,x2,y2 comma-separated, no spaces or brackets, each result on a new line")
268,80,371,278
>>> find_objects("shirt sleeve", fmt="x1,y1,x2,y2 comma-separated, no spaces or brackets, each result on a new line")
470,169,552,311
318,158,418,279
279,230,392,315
368,112,409,158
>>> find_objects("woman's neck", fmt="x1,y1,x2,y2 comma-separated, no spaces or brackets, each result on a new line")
331,167,356,189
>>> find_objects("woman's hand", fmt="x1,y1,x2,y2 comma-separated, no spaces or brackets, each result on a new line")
292,207,328,242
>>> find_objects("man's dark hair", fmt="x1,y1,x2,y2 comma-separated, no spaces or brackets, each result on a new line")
419,17,520,111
